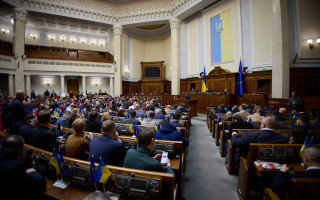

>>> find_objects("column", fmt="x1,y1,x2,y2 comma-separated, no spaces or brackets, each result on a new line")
82,76,86,95
271,0,290,99
113,25,123,96
26,75,31,97
169,18,181,95
60,75,65,95
8,74,14,97
110,77,114,95
13,8,27,93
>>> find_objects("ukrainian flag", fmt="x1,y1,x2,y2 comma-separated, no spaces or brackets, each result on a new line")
210,9,233,63
155,122,158,131
201,66,207,93
129,122,134,133
94,159,111,183
49,150,61,175
299,138,308,158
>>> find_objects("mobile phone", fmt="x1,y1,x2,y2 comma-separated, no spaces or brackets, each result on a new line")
161,152,168,164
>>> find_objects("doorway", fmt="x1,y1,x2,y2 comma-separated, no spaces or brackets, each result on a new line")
67,79,79,94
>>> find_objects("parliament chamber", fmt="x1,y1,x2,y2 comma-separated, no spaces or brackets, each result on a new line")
0,0,320,199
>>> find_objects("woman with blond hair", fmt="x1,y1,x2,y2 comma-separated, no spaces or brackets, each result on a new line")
165,105,172,114
101,112,111,122
66,119,92,160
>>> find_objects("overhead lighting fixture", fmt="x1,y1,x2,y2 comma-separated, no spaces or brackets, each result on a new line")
307,39,313,49
30,34,38,39
48,35,55,41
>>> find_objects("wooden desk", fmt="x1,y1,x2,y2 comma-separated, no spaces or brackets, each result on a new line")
253,162,305,178
172,99,198,117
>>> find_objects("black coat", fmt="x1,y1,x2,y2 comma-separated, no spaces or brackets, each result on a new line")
85,120,102,133
32,125,58,152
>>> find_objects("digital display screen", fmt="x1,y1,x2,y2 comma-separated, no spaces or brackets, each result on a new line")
74,167,87,179
121,126,128,131
274,149,285,156
155,144,166,151
145,66,160,78
130,179,147,191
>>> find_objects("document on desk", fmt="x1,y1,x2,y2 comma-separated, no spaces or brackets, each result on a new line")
106,191,121,200
254,160,281,170
53,180,72,189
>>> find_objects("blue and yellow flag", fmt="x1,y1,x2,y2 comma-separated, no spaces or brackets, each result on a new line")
50,150,61,175
59,149,68,177
155,122,159,131
299,138,308,158
216,113,221,121
94,159,111,183
97,117,102,125
248,117,253,125
201,66,207,93
129,122,134,133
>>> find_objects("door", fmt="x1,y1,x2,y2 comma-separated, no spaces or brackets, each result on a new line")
67,79,79,94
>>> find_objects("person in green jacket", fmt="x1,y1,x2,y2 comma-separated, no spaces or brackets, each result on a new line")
123,129,174,175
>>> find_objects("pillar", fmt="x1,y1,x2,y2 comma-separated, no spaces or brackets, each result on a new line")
82,76,86,95
26,75,31,97
271,0,290,99
113,25,123,96
169,18,181,95
60,75,65,95
8,74,14,97
13,8,27,93
110,77,114,95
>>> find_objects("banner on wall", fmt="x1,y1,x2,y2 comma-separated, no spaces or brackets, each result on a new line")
210,9,233,64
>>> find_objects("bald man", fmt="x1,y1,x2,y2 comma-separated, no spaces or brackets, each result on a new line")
271,145,320,199
231,117,288,156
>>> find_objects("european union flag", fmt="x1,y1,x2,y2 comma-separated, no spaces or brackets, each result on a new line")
59,149,68,177
236,60,244,96
94,159,111,183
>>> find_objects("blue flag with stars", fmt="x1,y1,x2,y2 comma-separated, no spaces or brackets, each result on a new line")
236,60,244,96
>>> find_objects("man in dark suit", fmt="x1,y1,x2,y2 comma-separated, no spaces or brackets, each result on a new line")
32,111,63,151
44,89,50,97
85,111,102,133
0,135,46,199
18,114,38,145
51,90,57,97
271,145,320,199
9,90,29,135
154,109,166,119
218,104,227,113
88,121,126,166
229,114,254,133
231,116,288,156
55,110,72,128
122,110,141,125
30,90,36,99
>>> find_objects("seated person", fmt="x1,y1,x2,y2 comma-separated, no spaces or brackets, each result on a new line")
66,119,92,160
247,109,264,123
32,111,64,151
233,104,250,118
218,104,227,113
165,105,172,114
170,112,184,128
85,111,102,133
117,108,126,117
88,121,126,166
122,110,141,125
185,92,190,100
55,110,72,128
223,89,228,94
155,119,189,147
309,115,320,129
229,114,254,133
0,135,46,199
231,117,288,157
218,111,233,130
141,111,156,126
136,107,147,119
154,109,166,119
272,110,286,122
271,145,320,199
123,129,174,174
205,88,212,94
101,112,111,122
18,115,39,145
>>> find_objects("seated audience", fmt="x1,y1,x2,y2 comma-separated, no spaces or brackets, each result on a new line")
136,106,146,119
32,110,64,151
117,108,126,117
229,114,254,133
88,121,126,166
123,129,174,174
309,115,320,129
122,110,141,125
247,109,264,123
155,119,189,147
66,119,92,160
231,117,288,157
218,104,227,113
272,110,286,122
170,112,184,128
0,135,46,199
85,111,102,133
141,111,156,126
218,111,233,130
271,145,320,199
18,115,39,145
233,104,250,118
154,109,166,119
55,110,72,128
101,112,111,122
